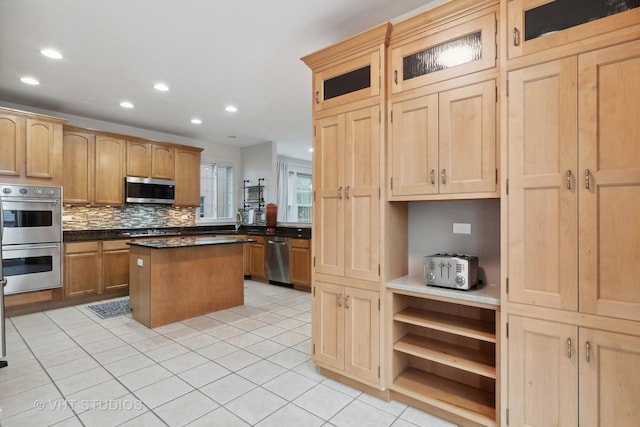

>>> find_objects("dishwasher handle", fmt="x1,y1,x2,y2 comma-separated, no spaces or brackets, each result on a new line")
268,240,287,245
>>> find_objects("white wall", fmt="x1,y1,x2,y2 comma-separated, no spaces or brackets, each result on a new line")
241,141,277,205
408,199,501,286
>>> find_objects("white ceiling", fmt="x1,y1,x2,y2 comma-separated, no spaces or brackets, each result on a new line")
0,0,439,161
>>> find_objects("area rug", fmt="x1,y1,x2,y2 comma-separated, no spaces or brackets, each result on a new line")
87,298,131,319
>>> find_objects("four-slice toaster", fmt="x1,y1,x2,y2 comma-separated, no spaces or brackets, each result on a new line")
424,254,479,290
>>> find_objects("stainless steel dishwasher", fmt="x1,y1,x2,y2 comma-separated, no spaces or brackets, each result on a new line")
265,236,291,285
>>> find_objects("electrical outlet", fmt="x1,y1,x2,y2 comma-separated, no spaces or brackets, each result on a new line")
137,258,144,267
62,215,72,221
181,215,189,219
453,222,471,234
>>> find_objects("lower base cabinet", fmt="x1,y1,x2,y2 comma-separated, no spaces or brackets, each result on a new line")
249,235,265,279
64,240,130,297
390,291,498,427
64,242,101,297
312,281,381,385
508,315,640,427
290,238,311,290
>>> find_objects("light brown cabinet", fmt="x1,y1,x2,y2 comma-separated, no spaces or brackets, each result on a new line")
63,130,95,205
126,141,175,180
290,238,311,291
313,281,380,384
249,235,265,279
102,240,130,292
95,135,126,205
126,141,151,177
508,315,640,427
174,147,202,207
390,9,497,94
506,0,640,59
0,108,65,185
508,40,640,321
506,31,640,427
64,240,130,298
314,105,380,283
64,242,101,298
389,78,496,199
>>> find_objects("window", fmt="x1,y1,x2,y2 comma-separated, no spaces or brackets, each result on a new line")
200,162,234,220
288,172,312,222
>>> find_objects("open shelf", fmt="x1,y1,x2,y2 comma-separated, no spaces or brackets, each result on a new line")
393,368,496,427
394,307,495,343
394,334,495,378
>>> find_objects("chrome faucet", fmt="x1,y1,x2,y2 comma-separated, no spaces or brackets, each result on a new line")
235,211,242,232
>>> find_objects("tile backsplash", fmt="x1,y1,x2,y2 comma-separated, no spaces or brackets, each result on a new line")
63,205,197,230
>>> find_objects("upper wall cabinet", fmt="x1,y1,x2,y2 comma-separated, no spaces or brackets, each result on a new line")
174,147,203,207
126,141,175,180
507,0,640,59
0,107,65,185
95,135,126,205
302,23,390,112
63,129,95,205
390,8,497,94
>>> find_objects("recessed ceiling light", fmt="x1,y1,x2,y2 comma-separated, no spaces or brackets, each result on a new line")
120,101,134,109
20,76,40,85
225,105,238,113
40,48,63,59
228,135,237,139
154,82,169,91
191,118,202,125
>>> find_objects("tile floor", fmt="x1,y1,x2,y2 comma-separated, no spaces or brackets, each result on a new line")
0,280,457,427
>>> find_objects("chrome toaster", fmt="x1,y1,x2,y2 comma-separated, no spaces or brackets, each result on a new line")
424,254,479,290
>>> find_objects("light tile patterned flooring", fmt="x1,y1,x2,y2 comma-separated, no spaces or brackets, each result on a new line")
0,280,457,427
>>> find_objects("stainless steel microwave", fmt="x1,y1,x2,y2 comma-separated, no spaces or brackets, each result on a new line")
125,177,175,204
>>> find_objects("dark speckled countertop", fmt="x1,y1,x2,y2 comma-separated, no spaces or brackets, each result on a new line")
63,225,311,242
128,237,255,249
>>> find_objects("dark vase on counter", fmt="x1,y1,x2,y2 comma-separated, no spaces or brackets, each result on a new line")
266,204,277,235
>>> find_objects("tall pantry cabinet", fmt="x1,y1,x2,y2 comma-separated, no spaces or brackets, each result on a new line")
503,3,640,426
302,23,408,391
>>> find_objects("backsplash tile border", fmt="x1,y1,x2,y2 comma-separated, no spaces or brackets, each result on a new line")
63,205,197,230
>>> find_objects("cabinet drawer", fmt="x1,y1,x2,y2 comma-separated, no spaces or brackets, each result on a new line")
103,240,130,251
250,235,265,244
290,238,310,249
65,241,99,254
390,11,496,94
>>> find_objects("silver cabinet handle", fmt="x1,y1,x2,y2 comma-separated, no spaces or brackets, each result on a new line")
441,169,447,185
345,186,350,199
567,338,572,358
394,70,398,85
338,186,342,199
337,293,342,307
345,295,350,309
567,170,572,189
315,91,319,104
585,169,591,189
430,169,435,185
586,341,591,363
513,28,521,46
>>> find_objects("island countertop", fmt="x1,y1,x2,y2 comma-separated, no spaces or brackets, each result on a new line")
127,237,254,249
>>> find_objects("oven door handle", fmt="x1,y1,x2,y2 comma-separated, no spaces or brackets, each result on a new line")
2,243,60,251
2,198,59,205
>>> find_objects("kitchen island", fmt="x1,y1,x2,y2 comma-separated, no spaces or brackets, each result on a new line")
128,237,253,328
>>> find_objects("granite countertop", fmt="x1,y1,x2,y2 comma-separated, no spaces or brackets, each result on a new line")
128,237,255,249
64,225,311,242
386,275,500,307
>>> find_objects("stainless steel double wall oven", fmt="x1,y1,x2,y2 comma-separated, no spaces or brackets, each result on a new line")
1,184,63,295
